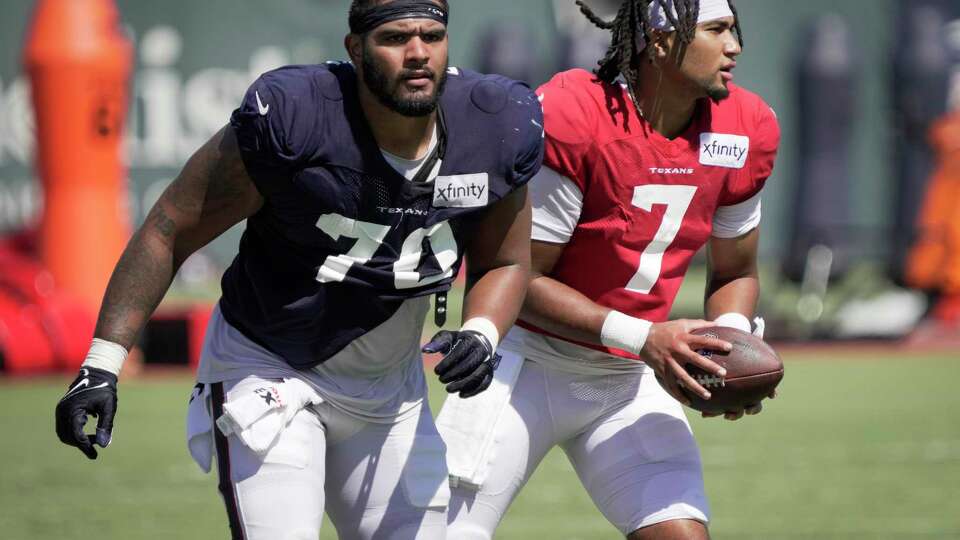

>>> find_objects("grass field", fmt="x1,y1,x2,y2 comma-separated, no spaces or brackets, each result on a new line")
2,351,959,540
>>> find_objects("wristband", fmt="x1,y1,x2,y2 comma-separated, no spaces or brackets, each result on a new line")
460,317,500,352
81,338,129,376
713,312,752,333
600,310,652,355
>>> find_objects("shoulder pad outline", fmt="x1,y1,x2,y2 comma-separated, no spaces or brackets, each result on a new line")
471,79,509,115
317,63,344,102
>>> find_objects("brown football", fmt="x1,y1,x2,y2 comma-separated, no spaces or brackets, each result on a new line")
681,326,784,414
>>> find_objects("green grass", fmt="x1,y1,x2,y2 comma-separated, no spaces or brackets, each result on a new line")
3,352,959,540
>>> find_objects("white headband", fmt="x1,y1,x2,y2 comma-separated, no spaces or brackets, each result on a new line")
647,0,734,31
636,0,734,50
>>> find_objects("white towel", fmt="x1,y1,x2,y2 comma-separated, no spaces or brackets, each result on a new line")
185,378,324,473
436,349,524,489
215,378,323,455
186,383,215,473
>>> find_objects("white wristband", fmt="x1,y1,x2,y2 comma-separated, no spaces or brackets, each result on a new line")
713,312,752,333
600,310,652,355
461,317,500,352
81,338,129,376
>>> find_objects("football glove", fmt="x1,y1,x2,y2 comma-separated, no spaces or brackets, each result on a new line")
423,330,501,398
55,367,118,460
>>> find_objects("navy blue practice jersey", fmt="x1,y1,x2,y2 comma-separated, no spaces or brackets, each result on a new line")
219,62,544,369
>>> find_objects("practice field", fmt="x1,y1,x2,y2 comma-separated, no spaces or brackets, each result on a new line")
2,351,958,540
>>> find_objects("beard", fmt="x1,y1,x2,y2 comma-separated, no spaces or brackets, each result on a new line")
361,47,448,117
706,84,731,102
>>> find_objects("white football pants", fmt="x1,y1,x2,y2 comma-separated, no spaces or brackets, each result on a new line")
445,360,709,539
210,376,449,540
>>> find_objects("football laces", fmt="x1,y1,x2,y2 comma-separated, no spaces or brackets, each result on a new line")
694,374,726,388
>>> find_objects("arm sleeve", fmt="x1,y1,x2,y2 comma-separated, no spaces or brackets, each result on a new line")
530,166,584,243
712,191,762,238
719,104,781,206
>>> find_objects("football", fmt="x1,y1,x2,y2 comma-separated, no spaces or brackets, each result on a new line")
682,326,784,414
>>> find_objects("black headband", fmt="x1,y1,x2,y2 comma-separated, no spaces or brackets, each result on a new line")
349,1,448,34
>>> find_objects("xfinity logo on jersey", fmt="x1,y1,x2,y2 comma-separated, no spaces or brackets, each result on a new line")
433,173,489,208
649,167,695,175
699,133,750,169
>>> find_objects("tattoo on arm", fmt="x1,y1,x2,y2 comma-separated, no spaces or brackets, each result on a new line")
93,126,262,349
94,226,176,347
151,206,176,240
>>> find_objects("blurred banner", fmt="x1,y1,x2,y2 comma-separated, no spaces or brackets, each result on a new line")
0,0,554,272
0,0,955,270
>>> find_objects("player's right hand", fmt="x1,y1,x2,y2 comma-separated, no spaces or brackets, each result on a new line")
55,367,118,460
641,319,731,406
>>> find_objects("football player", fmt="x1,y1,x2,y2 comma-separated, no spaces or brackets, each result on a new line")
441,1,780,539
53,1,543,539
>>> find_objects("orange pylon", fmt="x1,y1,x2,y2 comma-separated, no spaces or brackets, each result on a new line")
23,0,134,316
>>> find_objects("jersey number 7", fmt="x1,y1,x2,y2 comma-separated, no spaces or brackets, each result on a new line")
625,185,697,294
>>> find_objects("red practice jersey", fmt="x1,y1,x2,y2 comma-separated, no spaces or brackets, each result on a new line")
519,69,781,359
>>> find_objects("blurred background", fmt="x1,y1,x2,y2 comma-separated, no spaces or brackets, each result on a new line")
1,1,958,539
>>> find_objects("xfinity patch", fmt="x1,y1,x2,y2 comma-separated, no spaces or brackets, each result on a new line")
433,173,489,208
699,133,750,169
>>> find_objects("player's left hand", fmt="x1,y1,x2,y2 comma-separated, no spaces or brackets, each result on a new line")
423,330,501,398
701,389,778,421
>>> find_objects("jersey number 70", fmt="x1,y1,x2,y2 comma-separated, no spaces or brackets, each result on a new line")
314,214,459,290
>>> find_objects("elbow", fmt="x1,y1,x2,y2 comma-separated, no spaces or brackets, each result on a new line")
708,271,759,291
708,257,759,283
171,249,189,274
171,238,206,273
135,225,192,273
466,260,530,287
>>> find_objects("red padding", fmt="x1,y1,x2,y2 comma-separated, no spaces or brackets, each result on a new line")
0,291,57,374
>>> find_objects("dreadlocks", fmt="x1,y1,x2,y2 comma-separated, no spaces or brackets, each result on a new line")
575,0,743,84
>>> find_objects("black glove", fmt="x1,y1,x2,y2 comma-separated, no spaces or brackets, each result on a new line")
55,367,118,460
423,330,501,398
